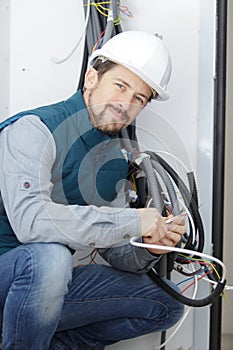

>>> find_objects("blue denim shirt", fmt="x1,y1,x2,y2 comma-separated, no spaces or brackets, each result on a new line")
0,115,160,272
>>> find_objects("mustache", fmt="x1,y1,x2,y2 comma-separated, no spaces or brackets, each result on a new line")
108,103,129,121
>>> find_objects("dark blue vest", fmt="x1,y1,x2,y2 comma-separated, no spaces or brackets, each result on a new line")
0,90,128,255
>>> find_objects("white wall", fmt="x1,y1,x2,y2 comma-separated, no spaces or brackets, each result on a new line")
7,0,85,117
0,0,10,118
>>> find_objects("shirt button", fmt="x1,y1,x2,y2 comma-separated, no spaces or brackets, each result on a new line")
23,181,31,189
123,234,130,239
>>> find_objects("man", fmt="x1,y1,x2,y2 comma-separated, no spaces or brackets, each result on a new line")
0,30,185,350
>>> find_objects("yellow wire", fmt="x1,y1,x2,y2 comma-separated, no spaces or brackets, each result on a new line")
179,254,221,279
114,15,121,25
84,1,121,24
131,174,137,192
92,4,108,17
178,253,229,302
223,292,228,303
98,4,110,11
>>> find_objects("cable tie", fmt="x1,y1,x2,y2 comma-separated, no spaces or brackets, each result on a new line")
121,148,131,162
134,153,150,166
107,9,113,21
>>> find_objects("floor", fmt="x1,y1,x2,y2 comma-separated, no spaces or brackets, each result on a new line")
222,335,233,350
0,335,232,349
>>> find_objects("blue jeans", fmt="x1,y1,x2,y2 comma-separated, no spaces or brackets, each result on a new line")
0,243,184,350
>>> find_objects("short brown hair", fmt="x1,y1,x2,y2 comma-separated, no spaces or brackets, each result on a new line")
92,58,117,78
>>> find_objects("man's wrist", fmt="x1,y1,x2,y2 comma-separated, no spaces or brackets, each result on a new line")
137,208,160,236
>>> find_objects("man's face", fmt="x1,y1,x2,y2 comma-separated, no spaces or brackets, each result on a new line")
83,64,152,135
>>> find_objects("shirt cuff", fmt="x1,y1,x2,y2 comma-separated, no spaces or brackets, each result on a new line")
114,207,140,241
135,236,162,262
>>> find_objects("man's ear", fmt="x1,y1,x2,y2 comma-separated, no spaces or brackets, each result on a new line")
84,68,98,89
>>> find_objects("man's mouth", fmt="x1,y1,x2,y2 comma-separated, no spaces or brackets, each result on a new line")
108,105,128,123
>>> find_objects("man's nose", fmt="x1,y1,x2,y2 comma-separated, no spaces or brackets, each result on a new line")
118,94,135,110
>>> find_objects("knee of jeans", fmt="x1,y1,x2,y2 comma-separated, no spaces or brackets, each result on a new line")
161,291,185,330
40,244,73,289
150,279,185,330
166,299,184,329
20,243,73,294
164,279,185,324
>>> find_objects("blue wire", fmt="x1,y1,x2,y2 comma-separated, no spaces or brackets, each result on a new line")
176,266,210,286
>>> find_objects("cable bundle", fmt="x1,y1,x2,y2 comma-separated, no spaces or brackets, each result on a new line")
78,0,123,90
120,127,226,306
127,150,226,306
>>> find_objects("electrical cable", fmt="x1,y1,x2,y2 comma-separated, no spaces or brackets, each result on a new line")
153,150,191,174
141,156,164,214
145,151,205,254
150,158,182,274
51,0,91,64
176,194,196,246
150,159,180,215
120,130,225,307
134,151,199,279
119,130,226,348
77,0,123,90
101,0,117,46
130,237,226,307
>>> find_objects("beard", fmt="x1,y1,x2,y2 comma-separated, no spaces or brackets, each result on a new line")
87,93,130,135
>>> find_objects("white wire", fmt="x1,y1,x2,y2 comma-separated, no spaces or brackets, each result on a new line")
154,150,192,174
201,276,233,291
149,160,196,246
177,194,196,245
156,187,196,246
51,0,91,64
130,239,226,347
130,237,227,283
154,265,198,349
146,197,153,208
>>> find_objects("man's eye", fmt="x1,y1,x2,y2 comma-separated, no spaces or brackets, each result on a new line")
116,83,125,90
135,96,145,105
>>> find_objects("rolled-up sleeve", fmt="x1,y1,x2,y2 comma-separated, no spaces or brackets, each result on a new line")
0,115,140,250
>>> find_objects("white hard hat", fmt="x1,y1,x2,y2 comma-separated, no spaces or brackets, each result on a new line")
89,30,172,101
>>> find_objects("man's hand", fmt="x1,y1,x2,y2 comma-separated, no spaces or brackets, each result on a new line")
138,208,186,254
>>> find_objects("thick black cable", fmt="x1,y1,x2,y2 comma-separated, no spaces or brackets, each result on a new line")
175,264,203,277
160,331,166,350
148,269,226,307
77,38,89,90
187,171,199,208
149,156,195,254
78,0,123,91
150,158,182,273
146,151,205,254
144,153,226,307
186,172,200,250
